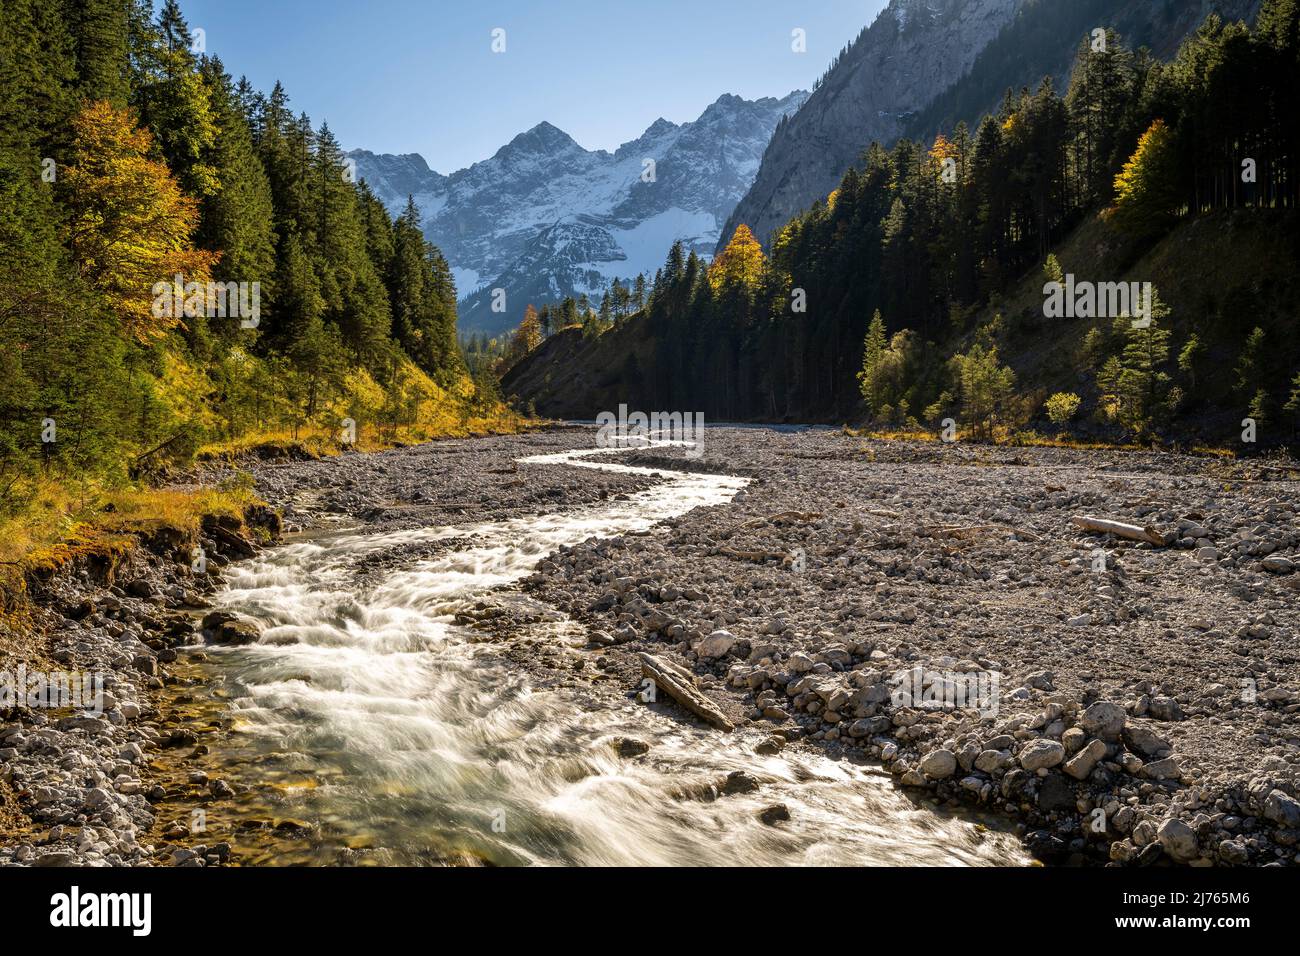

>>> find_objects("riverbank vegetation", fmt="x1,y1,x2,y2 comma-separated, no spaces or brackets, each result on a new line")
0,0,524,571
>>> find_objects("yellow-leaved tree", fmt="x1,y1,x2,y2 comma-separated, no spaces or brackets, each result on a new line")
1109,119,1182,237
514,305,542,353
709,224,765,294
61,100,218,342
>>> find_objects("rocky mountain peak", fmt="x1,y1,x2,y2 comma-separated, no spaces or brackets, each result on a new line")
351,90,806,336
495,121,584,160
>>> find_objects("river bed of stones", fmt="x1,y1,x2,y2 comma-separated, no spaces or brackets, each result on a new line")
3,425,1298,866
515,428,1300,867
0,513,263,866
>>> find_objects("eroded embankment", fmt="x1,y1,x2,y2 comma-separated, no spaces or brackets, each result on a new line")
0,503,278,866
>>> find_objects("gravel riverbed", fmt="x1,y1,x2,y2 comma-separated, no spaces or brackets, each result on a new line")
3,424,1298,866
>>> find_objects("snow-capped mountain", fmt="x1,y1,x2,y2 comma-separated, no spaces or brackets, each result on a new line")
349,90,807,337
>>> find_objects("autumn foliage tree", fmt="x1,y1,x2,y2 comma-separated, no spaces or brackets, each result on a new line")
708,224,765,294
500,304,542,371
514,305,542,354
61,100,216,341
1109,119,1182,237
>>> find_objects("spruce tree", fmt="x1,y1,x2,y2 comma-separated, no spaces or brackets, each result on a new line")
69,0,132,106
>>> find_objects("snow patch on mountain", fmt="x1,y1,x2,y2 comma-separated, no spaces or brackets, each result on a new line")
451,267,482,295
349,90,806,337
592,209,718,283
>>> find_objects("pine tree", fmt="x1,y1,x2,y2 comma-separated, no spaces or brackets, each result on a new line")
956,343,1015,438
857,309,888,413
1234,327,1266,398
386,195,460,382
0,0,77,156
310,121,392,366
133,0,220,197
1066,29,1136,204
197,56,276,344
1044,253,1064,286
69,0,132,106
1283,370,1300,432
1115,291,1173,434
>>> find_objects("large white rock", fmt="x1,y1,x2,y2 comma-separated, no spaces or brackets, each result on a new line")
1157,818,1199,862
695,630,736,659
919,749,958,780
1080,701,1126,739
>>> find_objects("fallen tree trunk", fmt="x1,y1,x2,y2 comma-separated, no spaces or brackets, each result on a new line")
1070,515,1167,546
638,652,734,731
1255,464,1300,478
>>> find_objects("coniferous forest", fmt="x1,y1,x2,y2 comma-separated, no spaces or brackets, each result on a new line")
504,3,1300,444
0,0,516,546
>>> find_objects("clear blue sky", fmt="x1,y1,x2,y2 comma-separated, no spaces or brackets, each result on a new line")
177,0,888,172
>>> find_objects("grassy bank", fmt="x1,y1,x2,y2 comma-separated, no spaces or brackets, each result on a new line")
0,408,541,612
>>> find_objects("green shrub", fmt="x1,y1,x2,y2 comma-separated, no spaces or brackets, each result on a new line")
1045,391,1082,425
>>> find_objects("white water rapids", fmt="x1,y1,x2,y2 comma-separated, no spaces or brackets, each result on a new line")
197,445,1029,866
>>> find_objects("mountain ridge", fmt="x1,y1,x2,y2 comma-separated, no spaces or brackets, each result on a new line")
349,90,807,337
720,0,1025,253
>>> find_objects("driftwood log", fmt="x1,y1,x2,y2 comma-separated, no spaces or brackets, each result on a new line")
1070,515,1167,546
638,652,734,731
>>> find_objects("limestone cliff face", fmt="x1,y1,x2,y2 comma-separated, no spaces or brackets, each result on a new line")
720,0,1265,253
719,0,1022,251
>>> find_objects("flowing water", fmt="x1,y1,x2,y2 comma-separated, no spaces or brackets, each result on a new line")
181,445,1030,866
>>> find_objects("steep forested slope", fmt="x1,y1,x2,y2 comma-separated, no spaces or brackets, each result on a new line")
0,0,515,555
725,0,1265,253
506,2,1300,446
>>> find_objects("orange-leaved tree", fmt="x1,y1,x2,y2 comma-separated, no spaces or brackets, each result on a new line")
61,100,218,342
509,304,542,360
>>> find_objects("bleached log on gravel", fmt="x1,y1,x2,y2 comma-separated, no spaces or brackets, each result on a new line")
638,652,734,731
1070,515,1167,546
1254,464,1300,478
